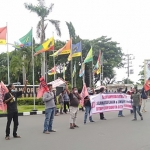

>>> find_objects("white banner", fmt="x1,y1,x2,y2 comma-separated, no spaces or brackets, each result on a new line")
90,93,132,114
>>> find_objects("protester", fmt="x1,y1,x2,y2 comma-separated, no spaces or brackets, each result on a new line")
127,90,133,114
58,91,64,114
53,89,59,116
131,88,143,121
43,84,56,134
66,85,81,129
84,95,94,124
141,87,147,112
3,81,27,140
118,87,127,117
63,89,70,114
98,87,106,120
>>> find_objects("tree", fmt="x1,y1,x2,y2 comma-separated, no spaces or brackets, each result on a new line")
24,0,61,77
138,64,144,85
122,78,134,84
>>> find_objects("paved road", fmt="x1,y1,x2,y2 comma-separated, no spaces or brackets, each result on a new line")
0,102,150,150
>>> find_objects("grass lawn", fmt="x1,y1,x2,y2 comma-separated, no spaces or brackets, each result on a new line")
0,105,46,114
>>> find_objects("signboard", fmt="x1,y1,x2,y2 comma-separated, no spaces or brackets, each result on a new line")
144,59,150,82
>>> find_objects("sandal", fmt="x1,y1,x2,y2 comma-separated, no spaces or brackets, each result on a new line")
74,125,79,128
5,136,10,140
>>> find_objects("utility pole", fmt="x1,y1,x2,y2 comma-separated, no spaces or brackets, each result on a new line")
124,54,135,84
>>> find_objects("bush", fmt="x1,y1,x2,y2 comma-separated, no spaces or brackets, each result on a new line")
17,97,44,105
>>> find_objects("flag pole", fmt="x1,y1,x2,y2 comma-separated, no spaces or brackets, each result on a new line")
6,22,10,84
99,50,101,86
80,41,85,84
32,27,36,111
74,61,76,87
101,53,104,85
70,38,73,87
52,32,56,81
92,59,94,88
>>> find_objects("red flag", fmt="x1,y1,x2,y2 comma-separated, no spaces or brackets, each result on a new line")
37,77,49,98
144,79,150,91
80,83,89,106
0,81,8,112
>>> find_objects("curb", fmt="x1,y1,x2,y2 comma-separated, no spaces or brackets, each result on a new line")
0,108,83,117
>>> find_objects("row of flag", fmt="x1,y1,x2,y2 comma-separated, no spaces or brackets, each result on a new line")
0,26,103,80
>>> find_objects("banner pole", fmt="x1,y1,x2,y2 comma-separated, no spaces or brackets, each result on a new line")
6,22,10,84
32,27,36,111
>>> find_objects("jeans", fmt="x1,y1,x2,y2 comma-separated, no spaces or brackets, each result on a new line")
6,111,19,137
133,105,142,119
64,101,69,113
84,106,93,123
44,107,55,132
118,110,123,116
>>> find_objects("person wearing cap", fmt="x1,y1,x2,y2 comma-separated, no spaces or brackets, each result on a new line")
118,87,127,117
43,84,56,134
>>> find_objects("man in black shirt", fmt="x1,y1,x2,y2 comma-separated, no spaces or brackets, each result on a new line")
3,81,27,140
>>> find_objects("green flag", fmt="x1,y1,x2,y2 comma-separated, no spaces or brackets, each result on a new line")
84,47,93,63
19,29,32,46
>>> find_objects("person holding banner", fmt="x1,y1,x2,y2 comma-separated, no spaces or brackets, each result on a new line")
98,87,106,120
141,87,147,113
131,88,143,121
84,95,94,124
3,81,28,140
66,85,81,129
118,87,127,117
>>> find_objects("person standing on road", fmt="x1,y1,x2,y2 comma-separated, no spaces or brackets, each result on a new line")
118,87,127,117
131,88,143,121
141,87,147,112
3,81,28,140
66,85,81,129
83,95,94,124
63,89,70,114
58,91,64,114
43,84,56,134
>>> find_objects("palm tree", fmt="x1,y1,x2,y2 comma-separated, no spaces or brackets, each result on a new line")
24,0,61,78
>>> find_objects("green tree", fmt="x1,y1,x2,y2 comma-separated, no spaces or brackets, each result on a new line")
24,0,61,77
122,78,134,84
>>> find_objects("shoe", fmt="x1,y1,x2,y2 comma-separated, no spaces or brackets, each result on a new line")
101,118,106,120
5,136,10,140
70,126,75,129
43,131,50,134
141,116,143,120
84,122,86,124
13,135,21,138
49,130,56,132
132,119,137,121
90,120,95,122
118,115,125,117
74,124,79,128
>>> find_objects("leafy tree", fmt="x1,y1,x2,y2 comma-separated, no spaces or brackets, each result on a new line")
24,0,61,77
122,78,134,84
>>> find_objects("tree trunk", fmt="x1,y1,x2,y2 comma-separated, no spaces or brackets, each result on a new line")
41,18,46,79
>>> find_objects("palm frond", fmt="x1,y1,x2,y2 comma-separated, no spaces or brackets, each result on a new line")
47,3,54,14
48,19,61,36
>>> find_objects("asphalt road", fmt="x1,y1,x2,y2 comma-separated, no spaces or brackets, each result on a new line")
0,102,150,150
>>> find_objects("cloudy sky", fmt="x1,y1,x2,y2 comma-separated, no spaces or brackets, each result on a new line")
0,0,150,83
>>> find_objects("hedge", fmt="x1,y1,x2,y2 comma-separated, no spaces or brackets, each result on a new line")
17,97,44,105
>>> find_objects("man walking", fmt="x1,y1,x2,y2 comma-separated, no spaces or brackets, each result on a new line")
66,85,81,129
131,88,143,121
3,81,27,140
43,84,56,134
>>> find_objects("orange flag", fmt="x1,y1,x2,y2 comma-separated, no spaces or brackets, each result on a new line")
0,27,7,45
51,39,71,57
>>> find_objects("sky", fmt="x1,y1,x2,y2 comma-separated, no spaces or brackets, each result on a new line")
0,0,150,83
